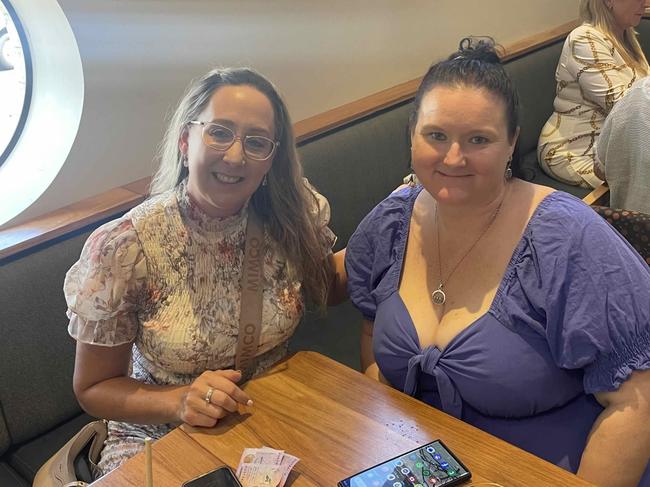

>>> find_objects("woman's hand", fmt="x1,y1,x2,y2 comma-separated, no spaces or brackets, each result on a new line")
178,369,253,427
73,343,253,426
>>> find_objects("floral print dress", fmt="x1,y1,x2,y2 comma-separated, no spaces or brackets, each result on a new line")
64,180,335,476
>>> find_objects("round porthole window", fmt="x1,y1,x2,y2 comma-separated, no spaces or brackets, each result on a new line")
0,0,83,227
0,0,31,167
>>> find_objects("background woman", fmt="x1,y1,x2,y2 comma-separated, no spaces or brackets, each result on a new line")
537,0,649,188
346,40,650,487
64,67,341,476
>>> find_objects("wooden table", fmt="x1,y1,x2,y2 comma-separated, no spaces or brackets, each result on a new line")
94,351,594,486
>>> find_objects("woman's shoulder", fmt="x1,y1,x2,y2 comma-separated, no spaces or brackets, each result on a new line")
366,185,419,225
128,187,178,224
525,190,630,258
354,185,419,241
531,190,602,230
84,212,139,255
539,190,597,217
569,23,607,41
303,178,332,224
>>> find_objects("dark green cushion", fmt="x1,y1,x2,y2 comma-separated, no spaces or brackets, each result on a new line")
638,18,649,54
0,411,9,458
0,462,29,487
299,102,413,249
519,150,591,198
0,231,92,447
289,300,362,370
8,413,95,482
504,40,565,156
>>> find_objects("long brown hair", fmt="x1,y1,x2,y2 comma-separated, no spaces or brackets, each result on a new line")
151,67,332,308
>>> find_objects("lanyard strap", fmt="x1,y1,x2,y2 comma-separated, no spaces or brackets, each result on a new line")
235,210,264,377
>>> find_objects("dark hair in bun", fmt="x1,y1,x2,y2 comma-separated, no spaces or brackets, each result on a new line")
409,36,519,141
451,37,503,63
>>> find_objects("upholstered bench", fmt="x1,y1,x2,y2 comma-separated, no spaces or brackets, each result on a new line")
1,18,647,487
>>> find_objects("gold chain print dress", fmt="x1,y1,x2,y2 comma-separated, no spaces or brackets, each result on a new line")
537,24,646,188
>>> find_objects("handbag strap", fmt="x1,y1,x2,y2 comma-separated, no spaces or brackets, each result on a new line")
235,209,265,378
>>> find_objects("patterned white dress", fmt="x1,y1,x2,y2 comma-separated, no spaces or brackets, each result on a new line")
63,180,335,476
537,24,648,188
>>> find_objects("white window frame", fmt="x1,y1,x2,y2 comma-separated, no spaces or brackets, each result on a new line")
0,0,83,227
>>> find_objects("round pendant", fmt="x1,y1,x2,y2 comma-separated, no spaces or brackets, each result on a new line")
431,288,446,305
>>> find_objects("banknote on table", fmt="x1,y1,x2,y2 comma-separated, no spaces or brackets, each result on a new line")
236,447,300,487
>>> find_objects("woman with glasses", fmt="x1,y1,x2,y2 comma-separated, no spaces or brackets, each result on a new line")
62,67,342,477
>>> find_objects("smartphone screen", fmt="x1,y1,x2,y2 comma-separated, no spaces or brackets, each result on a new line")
338,440,471,487
182,466,243,487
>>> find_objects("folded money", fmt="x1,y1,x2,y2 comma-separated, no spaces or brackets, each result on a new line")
236,447,299,487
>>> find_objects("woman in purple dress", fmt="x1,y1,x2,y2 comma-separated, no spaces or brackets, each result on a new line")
345,39,650,487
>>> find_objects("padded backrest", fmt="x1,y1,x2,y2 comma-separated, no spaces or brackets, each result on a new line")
299,101,413,248
504,40,565,156
638,18,650,54
0,409,9,456
0,230,93,448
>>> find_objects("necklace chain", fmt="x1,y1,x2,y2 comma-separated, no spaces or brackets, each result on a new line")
432,198,505,306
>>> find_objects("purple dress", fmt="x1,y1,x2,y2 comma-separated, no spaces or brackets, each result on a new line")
346,187,650,485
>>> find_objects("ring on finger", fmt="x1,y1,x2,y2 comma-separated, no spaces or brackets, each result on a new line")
205,387,214,405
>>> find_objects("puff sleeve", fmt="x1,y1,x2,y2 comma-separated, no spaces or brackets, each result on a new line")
345,187,414,321
346,224,377,321
304,178,337,254
64,215,147,346
518,196,650,393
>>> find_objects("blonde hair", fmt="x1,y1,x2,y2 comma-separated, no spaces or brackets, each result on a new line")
151,67,333,308
579,0,649,75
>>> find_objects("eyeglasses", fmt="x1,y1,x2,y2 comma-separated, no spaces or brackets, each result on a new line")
188,121,279,161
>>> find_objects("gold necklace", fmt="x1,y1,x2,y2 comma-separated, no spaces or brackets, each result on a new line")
431,198,504,306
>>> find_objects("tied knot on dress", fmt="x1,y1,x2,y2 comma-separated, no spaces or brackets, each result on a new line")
404,347,463,418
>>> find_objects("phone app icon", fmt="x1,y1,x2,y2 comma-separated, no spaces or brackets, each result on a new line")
426,446,436,454
440,462,449,469
401,468,410,475
433,454,442,461
392,482,402,487
387,474,396,481
396,461,403,467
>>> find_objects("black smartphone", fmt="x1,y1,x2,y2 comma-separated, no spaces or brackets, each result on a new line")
338,439,471,487
182,466,243,487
